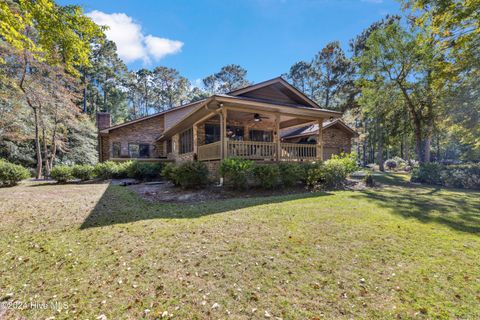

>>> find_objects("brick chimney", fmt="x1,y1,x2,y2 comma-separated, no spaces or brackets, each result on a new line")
96,112,111,130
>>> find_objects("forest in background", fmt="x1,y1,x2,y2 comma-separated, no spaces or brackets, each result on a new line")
0,0,478,178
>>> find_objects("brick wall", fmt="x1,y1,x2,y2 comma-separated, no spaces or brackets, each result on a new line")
100,115,164,161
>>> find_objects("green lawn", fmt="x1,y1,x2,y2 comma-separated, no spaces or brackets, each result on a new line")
0,173,479,319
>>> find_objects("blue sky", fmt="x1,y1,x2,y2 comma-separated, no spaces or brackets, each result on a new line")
59,0,401,84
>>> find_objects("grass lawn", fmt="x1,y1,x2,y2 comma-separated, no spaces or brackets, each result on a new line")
0,173,479,319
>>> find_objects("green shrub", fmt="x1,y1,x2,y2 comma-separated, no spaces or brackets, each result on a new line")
306,161,348,189
72,165,95,181
94,161,118,180
411,163,443,185
252,164,280,189
50,165,74,183
328,152,358,175
114,161,131,179
127,161,162,181
162,162,180,186
278,162,305,187
440,164,480,189
220,158,253,189
0,159,30,187
174,161,209,189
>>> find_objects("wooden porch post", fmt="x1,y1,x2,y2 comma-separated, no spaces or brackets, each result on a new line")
193,124,198,155
275,113,281,161
220,108,227,159
317,118,324,161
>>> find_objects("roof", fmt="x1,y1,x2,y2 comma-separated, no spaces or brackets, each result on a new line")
228,77,321,109
98,99,206,133
281,119,358,139
100,77,342,136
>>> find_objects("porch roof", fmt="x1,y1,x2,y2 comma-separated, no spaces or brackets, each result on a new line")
156,95,342,141
281,119,359,139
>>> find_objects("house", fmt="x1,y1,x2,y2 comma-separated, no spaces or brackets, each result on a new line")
97,77,356,173
281,119,358,159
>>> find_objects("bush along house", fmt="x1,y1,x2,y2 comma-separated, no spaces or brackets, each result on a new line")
97,77,357,173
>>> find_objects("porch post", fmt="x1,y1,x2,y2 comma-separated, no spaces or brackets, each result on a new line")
193,124,198,155
275,114,281,161
317,118,324,161
220,108,227,159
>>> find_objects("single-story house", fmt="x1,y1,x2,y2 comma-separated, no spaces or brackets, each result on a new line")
281,119,358,159
97,77,357,172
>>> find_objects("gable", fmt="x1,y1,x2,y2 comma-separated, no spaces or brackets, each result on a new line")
229,77,319,109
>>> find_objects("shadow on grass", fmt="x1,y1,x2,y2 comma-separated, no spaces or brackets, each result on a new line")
353,173,480,234
80,184,329,229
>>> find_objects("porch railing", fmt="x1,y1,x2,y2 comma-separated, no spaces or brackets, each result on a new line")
280,143,317,161
197,141,222,161
197,140,318,161
228,140,276,160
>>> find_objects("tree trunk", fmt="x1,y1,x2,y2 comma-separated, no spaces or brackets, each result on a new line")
42,127,50,178
33,107,43,179
376,119,384,172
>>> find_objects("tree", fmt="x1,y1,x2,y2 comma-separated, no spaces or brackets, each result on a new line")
151,66,190,111
312,41,355,110
284,61,320,100
356,22,447,163
203,64,251,94
0,0,102,178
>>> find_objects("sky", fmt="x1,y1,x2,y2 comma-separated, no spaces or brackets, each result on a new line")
58,0,402,85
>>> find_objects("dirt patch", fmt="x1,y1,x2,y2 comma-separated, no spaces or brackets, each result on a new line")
128,179,367,203
128,181,315,203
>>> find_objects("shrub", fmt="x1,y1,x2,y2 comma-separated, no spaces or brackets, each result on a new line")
174,161,209,189
411,163,443,185
162,162,180,186
72,165,95,181
127,161,162,181
384,159,397,170
306,161,348,189
94,161,130,180
441,164,480,189
252,164,280,189
278,162,305,187
50,165,74,183
114,161,131,179
0,159,30,187
220,158,253,189
328,152,358,175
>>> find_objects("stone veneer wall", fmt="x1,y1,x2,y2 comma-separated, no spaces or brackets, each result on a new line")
100,115,164,161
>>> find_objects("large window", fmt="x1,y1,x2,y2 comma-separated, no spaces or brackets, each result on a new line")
112,142,121,157
205,124,220,144
128,143,150,158
180,128,193,154
249,130,273,142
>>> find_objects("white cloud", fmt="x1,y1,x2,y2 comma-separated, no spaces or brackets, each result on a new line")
86,10,183,64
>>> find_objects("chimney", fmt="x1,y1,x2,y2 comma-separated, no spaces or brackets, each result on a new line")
96,112,111,130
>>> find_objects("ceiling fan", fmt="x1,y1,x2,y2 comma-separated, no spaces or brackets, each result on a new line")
253,113,269,122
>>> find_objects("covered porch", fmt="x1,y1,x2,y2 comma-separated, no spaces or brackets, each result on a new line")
158,95,341,163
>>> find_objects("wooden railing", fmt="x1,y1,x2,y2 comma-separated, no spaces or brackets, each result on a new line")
197,141,318,162
280,143,317,161
197,141,222,161
228,141,276,160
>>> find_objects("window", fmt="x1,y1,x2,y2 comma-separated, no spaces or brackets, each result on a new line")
249,130,273,142
179,128,193,154
112,142,121,157
128,143,150,158
128,144,139,158
139,144,150,158
205,124,220,144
